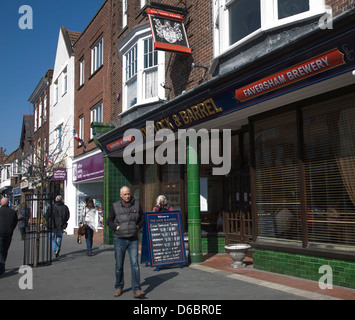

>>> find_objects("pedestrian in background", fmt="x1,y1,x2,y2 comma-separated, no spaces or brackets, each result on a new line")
17,202,30,240
45,195,70,258
83,197,98,256
107,186,145,299
152,195,173,212
0,197,18,275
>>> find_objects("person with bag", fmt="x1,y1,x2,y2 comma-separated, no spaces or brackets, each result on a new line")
45,195,70,258
81,197,98,256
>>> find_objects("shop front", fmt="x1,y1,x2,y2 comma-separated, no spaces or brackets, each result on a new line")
95,14,355,287
72,150,104,243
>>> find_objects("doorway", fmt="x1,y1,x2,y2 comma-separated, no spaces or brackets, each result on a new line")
223,129,253,244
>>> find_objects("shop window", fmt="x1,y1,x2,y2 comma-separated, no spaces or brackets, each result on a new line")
161,164,182,211
254,94,355,248
254,111,301,241
76,183,104,229
303,96,355,246
144,163,160,212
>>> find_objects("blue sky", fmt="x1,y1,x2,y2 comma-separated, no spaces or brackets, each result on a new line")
0,0,105,156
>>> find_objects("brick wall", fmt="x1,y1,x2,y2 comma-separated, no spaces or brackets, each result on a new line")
74,0,115,157
327,0,355,16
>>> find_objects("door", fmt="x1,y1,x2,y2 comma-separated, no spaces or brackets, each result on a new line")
223,130,253,244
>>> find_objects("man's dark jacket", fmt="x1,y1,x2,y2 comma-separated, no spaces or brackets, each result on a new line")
107,197,144,238
0,205,18,237
45,201,70,230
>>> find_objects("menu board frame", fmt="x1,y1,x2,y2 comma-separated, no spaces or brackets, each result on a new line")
141,210,187,270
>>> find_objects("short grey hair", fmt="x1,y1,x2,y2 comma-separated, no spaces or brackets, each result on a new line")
156,195,167,206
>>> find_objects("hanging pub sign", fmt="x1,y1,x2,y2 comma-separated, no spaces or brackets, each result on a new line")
147,8,191,55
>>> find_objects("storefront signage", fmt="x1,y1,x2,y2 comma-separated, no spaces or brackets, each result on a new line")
73,153,104,183
236,49,345,102
141,210,187,270
139,98,223,140
53,168,67,181
147,8,191,55
107,135,134,152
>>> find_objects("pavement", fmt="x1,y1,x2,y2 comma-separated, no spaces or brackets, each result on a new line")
1,229,354,302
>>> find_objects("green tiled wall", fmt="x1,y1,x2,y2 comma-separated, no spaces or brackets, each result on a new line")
253,248,355,289
201,235,226,254
103,156,133,245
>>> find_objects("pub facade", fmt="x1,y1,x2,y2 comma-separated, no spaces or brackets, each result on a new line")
93,1,355,288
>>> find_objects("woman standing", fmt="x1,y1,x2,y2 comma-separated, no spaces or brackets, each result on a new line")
152,195,173,212
83,197,98,256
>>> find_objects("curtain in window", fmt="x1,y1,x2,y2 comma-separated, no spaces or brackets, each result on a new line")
144,67,158,99
127,76,137,108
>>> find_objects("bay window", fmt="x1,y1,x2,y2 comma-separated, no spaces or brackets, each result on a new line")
119,24,165,112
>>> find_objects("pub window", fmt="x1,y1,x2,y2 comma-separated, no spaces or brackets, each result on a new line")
254,111,301,241
303,95,355,246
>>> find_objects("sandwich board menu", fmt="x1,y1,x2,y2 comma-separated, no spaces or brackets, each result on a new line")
141,210,187,270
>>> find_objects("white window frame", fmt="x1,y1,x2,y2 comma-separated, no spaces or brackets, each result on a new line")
123,0,128,28
90,102,103,139
38,102,42,128
43,95,47,123
213,0,326,58
118,24,165,113
54,80,59,104
63,68,68,95
79,116,84,141
56,124,63,152
91,37,103,74
80,59,85,86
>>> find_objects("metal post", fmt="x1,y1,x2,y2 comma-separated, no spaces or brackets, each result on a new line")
187,142,202,263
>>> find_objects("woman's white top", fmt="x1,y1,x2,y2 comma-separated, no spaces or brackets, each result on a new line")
84,208,99,232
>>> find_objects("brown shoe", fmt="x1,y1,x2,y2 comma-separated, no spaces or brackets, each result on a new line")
114,289,122,297
133,290,146,299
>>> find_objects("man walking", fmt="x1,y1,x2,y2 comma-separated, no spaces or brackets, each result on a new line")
45,195,70,258
107,186,145,298
0,197,18,275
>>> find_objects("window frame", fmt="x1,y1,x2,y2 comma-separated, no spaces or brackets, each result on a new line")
214,0,326,58
90,102,103,139
79,59,85,86
118,24,165,113
91,37,103,75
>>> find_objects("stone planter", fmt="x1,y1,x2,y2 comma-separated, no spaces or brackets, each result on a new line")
225,244,251,268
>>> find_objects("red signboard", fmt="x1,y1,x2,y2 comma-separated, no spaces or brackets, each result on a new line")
147,8,191,55
107,135,135,152
235,49,345,102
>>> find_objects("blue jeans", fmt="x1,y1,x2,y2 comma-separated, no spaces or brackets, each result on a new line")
49,229,63,255
113,237,141,293
85,226,94,254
